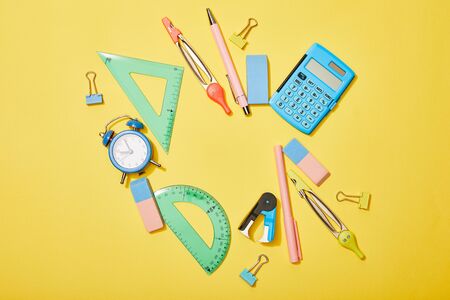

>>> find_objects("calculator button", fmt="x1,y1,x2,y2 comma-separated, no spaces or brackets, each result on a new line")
315,103,323,111
307,79,315,87
289,102,299,110
280,95,288,102
293,96,301,104
301,103,310,110
319,98,328,106
293,114,302,122
311,109,319,117
298,72,307,80
307,97,315,104
285,89,294,97
315,86,323,93
324,93,333,101
276,100,285,108
306,114,314,123
297,108,306,116
284,107,293,115
294,79,302,86
302,85,311,92
301,121,311,129
311,91,319,99
289,84,298,91
298,91,307,98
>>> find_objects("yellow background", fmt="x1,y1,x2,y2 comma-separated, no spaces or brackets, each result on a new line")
1,0,449,299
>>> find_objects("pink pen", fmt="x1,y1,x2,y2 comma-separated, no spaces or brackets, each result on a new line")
274,145,303,263
206,8,250,115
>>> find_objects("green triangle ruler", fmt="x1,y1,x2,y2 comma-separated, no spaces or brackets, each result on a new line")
154,185,231,274
98,52,183,153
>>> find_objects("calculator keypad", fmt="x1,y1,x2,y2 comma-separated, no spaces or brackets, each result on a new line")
271,72,335,133
306,79,315,87
276,100,285,108
319,98,328,106
298,72,307,80
284,107,293,115
302,85,311,92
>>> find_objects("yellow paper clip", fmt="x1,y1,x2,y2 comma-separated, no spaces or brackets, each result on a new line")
336,191,371,210
229,18,258,49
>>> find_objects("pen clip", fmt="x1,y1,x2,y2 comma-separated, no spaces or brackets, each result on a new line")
225,74,239,104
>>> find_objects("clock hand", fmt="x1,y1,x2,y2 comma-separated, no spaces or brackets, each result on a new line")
124,140,132,151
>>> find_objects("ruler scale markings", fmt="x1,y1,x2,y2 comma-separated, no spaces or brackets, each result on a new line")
99,52,183,153
155,185,231,274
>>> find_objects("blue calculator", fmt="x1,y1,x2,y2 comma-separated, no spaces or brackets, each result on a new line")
269,43,355,134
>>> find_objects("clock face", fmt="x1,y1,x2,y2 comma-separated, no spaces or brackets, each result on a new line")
111,132,150,171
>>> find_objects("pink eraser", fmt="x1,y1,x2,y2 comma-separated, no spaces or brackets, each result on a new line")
283,138,330,186
130,178,164,232
136,199,164,232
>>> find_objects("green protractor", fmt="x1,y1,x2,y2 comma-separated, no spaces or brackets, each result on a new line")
154,185,231,274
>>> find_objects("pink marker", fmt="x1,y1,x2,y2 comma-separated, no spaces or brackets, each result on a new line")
207,8,250,115
274,145,303,263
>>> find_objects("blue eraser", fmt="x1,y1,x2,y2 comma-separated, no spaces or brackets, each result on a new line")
283,138,309,164
130,178,154,203
246,55,268,104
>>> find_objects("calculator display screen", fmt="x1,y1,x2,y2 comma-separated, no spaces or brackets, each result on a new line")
305,59,342,91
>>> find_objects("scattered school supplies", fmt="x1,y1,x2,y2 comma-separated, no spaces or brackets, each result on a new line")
288,170,365,259
206,8,250,115
239,193,277,243
85,71,103,105
154,185,231,274
162,17,231,115
130,178,164,232
98,52,183,153
240,254,269,286
99,115,161,184
269,43,355,134
230,18,258,49
336,191,371,210
283,138,330,186
246,55,269,104
274,145,302,263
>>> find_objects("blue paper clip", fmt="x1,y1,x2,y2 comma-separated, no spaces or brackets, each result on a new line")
239,193,277,243
85,71,103,105
240,254,269,286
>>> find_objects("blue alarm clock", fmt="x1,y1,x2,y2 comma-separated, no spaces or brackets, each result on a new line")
269,43,355,134
99,115,161,184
